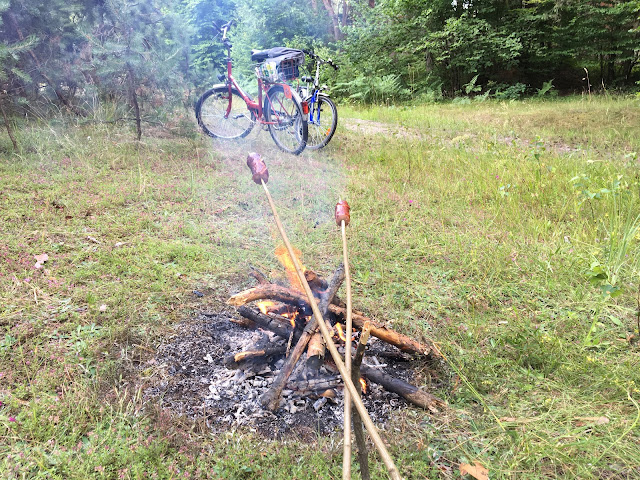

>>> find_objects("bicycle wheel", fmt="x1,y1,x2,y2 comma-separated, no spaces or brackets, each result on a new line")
263,84,308,155
195,86,255,139
306,95,338,150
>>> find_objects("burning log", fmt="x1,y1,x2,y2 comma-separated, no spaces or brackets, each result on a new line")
228,284,310,311
306,332,326,370
229,284,437,358
359,364,443,413
223,346,287,369
329,305,436,357
259,264,345,411
323,359,443,412
236,305,295,340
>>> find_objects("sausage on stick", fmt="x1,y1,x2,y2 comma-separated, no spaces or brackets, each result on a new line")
245,154,402,480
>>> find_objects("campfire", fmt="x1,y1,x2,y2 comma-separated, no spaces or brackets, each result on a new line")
148,153,445,479
225,255,443,414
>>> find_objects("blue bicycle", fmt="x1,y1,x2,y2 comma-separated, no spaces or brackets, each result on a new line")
298,51,338,150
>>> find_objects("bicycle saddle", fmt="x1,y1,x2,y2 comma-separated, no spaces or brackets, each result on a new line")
250,47,305,63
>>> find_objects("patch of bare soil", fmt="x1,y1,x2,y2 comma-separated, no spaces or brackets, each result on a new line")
343,118,587,156
343,119,424,141
145,310,425,440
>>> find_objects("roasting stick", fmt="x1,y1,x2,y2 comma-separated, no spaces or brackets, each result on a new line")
336,200,354,480
246,154,402,480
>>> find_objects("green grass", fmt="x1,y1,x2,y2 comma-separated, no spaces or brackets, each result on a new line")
1,95,640,479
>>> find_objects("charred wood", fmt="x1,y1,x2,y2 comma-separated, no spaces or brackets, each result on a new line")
259,264,345,411
282,376,342,397
236,306,295,340
359,364,444,413
329,305,437,357
223,346,287,369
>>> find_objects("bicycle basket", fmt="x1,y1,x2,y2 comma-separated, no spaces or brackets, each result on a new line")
258,61,280,82
277,58,299,81
254,48,305,83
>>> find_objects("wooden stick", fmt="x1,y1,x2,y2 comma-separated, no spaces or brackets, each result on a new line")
329,304,436,357
258,179,402,480
341,219,354,480
352,326,372,480
259,265,344,410
229,284,436,358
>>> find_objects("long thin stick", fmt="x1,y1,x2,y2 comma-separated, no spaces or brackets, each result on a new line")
260,180,402,480
342,219,353,480
353,326,372,480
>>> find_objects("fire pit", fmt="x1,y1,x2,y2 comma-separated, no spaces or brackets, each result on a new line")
147,153,445,478
145,259,443,439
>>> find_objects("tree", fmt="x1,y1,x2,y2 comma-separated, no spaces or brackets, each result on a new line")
83,0,190,139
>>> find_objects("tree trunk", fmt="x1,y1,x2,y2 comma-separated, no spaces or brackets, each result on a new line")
321,0,343,41
126,63,142,141
0,95,19,151
340,0,349,28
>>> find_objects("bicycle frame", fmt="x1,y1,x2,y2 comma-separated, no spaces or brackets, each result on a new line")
219,25,298,126
301,53,333,124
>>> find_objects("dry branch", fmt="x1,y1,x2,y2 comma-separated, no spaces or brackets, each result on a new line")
329,305,437,357
359,364,443,413
259,265,345,411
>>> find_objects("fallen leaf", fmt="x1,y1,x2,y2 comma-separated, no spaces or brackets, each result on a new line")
460,461,489,480
34,253,49,269
574,416,609,426
87,236,101,244
99,304,107,312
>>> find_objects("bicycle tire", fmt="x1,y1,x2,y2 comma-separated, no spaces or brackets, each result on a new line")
263,84,308,155
306,94,337,150
195,86,255,139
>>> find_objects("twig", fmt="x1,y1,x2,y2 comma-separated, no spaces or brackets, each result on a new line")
341,218,354,480
352,326,372,480
258,179,402,480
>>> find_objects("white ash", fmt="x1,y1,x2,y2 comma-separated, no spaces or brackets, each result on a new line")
145,312,417,439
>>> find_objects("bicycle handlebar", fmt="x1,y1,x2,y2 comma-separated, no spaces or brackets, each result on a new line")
214,19,234,33
302,50,339,70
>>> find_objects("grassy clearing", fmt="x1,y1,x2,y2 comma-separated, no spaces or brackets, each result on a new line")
1,95,639,479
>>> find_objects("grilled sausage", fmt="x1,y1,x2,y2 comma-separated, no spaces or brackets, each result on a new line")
246,152,269,184
335,200,350,226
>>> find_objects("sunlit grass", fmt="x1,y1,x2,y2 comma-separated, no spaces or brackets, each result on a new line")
2,96,640,478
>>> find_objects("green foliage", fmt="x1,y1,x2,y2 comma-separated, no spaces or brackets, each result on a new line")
335,73,411,104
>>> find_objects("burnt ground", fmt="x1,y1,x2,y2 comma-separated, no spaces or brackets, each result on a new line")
144,307,439,441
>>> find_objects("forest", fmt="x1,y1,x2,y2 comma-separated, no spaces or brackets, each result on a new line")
2,1,640,479
1,0,640,143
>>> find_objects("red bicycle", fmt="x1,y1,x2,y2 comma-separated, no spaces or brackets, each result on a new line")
195,20,309,155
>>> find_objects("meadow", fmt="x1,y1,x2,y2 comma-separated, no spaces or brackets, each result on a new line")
1,95,639,479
